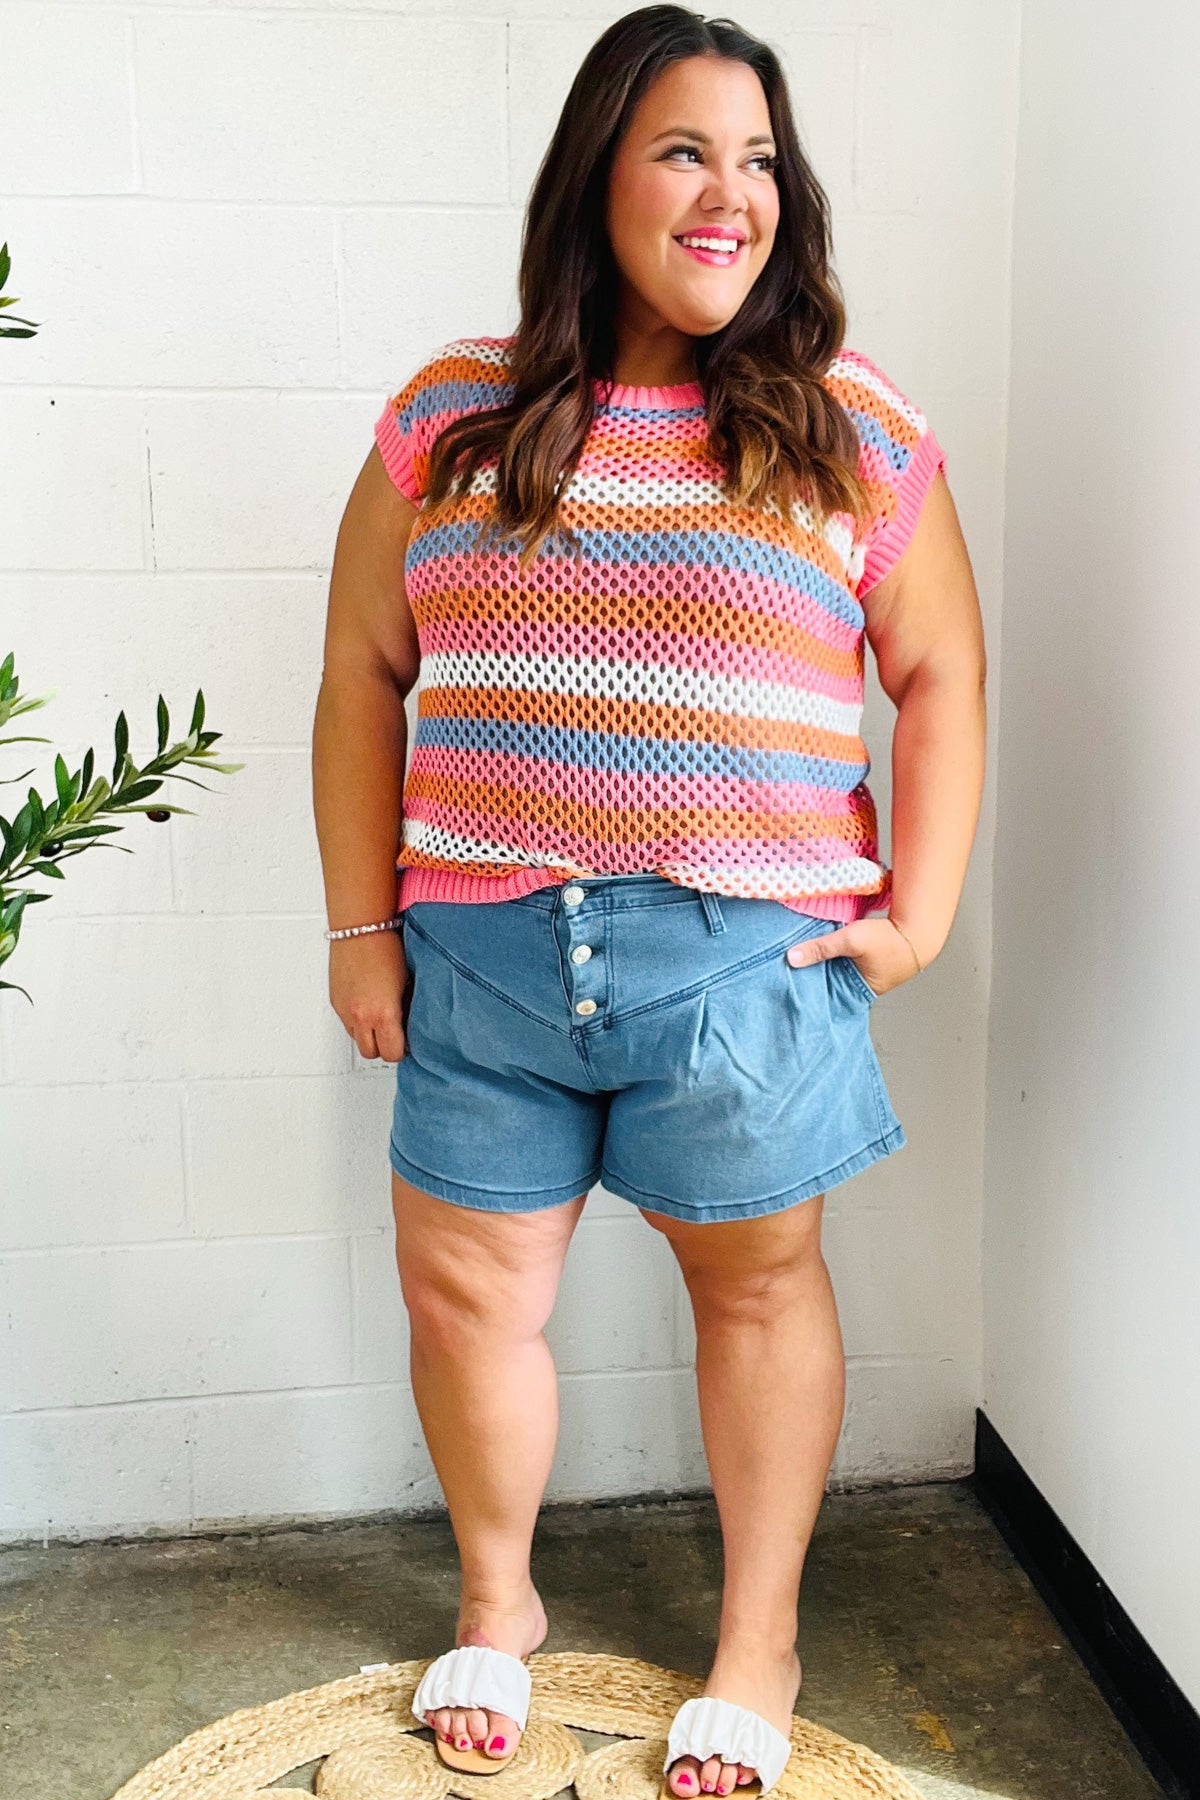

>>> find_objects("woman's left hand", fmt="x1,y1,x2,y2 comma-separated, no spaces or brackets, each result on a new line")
785,917,927,999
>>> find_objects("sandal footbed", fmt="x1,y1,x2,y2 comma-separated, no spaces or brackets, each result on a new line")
432,1738,520,1775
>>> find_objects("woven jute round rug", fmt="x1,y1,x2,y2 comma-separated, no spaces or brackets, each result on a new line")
107,1651,926,1800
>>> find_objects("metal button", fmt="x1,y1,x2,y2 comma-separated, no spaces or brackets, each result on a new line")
574,997,598,1015
570,944,593,964
562,886,585,906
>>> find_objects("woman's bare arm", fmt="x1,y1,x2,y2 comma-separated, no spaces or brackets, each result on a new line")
311,446,422,1059
864,471,988,970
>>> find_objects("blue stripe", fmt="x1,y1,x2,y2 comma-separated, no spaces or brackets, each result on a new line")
406,521,865,630
410,714,869,790
846,405,912,478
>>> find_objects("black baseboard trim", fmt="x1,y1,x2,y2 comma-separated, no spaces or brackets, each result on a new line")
972,1408,1199,1799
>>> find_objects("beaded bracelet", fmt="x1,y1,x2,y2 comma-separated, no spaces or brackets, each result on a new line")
324,915,403,942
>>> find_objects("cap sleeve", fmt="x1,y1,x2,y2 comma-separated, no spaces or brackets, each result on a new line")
829,349,948,599
373,340,457,504
374,336,514,505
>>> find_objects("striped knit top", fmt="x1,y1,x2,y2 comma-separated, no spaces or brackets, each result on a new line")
373,334,946,921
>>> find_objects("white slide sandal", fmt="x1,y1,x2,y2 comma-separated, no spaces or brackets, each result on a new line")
659,1695,793,1800
410,1643,533,1774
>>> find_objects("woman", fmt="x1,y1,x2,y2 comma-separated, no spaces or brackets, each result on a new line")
312,6,985,1797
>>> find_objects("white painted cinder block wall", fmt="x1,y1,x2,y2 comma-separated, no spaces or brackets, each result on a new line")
0,0,1016,1542
985,0,1200,1712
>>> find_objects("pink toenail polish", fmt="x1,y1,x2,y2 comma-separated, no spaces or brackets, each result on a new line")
677,1777,695,1789
489,1736,506,1752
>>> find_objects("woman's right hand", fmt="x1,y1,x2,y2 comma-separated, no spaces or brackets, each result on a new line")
328,929,411,1062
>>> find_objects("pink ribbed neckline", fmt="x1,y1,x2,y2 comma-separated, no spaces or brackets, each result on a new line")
592,375,703,408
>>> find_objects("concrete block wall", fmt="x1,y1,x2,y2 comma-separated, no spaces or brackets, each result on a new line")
0,0,1016,1542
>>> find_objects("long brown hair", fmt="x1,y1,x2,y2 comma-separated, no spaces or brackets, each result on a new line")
420,4,876,569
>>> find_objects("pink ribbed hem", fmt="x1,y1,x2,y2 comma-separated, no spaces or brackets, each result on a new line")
858,428,947,597
593,375,704,409
776,890,891,923
398,865,575,908
397,864,892,919
374,400,421,502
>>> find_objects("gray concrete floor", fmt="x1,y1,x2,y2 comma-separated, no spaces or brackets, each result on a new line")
0,1481,1164,1800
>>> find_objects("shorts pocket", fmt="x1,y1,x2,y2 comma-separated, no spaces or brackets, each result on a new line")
834,953,878,1007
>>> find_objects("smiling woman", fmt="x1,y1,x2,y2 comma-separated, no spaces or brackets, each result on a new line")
313,6,985,1798
605,67,782,344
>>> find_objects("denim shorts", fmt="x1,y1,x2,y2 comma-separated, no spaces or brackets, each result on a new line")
390,874,905,1225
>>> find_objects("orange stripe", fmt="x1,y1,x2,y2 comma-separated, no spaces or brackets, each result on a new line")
405,769,872,845
416,685,865,759
414,587,861,679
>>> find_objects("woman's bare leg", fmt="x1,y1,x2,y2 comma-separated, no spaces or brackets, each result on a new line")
644,1193,843,1797
392,1172,588,1758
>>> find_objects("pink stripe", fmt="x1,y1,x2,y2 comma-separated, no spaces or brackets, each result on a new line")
408,746,867,815
402,793,875,869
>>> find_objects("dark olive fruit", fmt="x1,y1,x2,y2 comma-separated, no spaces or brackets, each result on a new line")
146,809,172,823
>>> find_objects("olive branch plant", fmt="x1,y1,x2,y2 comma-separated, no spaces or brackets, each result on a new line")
2,240,242,1003
0,650,243,1003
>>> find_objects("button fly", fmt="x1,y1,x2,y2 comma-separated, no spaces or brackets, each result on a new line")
574,997,598,1015
570,944,593,964
562,886,585,906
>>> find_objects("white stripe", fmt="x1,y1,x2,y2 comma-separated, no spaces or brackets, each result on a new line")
419,650,862,735
828,352,927,432
454,462,855,560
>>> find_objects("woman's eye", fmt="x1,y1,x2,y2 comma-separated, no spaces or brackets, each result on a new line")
664,145,777,173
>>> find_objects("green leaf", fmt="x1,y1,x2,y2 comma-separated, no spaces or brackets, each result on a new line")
0,245,10,288
0,651,13,689
79,747,94,796
54,752,74,810
9,800,31,855
25,861,65,879
112,710,129,786
0,979,34,1002
1,891,32,931
189,690,206,737
111,778,162,805
77,776,112,819
46,823,125,842
156,694,169,756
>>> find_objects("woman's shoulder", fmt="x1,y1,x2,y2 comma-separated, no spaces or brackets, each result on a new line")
823,345,948,596
822,345,936,470
383,333,516,416
374,334,515,502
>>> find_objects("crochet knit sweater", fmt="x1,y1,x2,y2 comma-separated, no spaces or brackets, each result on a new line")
373,335,946,921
